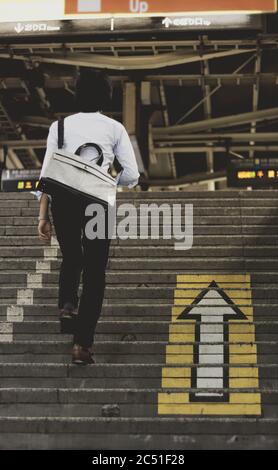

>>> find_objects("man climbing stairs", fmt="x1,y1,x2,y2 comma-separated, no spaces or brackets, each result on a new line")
0,190,277,449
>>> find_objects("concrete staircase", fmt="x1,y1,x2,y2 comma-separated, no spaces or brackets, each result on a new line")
0,190,277,449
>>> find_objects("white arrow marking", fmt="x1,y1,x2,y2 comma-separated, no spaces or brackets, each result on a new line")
15,23,24,34
178,281,246,400
162,17,172,28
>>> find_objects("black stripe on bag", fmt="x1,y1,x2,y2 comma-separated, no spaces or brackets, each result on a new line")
58,118,64,149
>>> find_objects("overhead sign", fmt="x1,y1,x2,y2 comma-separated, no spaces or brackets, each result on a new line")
159,274,261,415
13,23,61,34
65,0,277,15
0,15,263,37
0,0,275,23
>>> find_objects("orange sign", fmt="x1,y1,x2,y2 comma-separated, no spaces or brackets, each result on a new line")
65,0,277,15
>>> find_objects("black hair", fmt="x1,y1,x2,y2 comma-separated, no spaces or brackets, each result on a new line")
75,68,113,112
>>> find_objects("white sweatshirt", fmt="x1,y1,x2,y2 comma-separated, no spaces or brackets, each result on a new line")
35,111,140,200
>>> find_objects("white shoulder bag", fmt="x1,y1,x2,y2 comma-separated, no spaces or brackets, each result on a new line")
37,118,117,207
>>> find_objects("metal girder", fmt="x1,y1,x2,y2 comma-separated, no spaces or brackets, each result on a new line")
147,85,175,178
6,148,24,169
155,133,278,142
158,80,176,178
17,112,122,129
141,170,226,187
19,116,52,128
249,48,262,158
0,38,276,53
0,139,46,149
1,74,278,90
123,82,136,134
2,133,276,150
174,53,256,125
201,57,215,189
0,48,256,70
153,108,278,135
154,145,278,153
0,99,41,168
145,73,278,85
23,62,52,114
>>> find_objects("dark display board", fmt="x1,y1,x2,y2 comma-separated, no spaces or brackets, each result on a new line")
227,159,278,188
1,170,40,192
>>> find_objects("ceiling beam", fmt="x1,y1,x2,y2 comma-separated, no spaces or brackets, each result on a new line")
142,170,226,187
0,38,276,50
1,74,278,90
249,48,261,158
173,53,256,125
0,140,46,149
0,48,255,70
158,80,176,178
153,108,278,135
0,99,41,168
2,133,276,149
155,132,278,142
154,145,278,153
201,58,215,189
145,73,278,83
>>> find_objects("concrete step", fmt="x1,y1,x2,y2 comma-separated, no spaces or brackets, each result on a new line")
0,416,277,436
4,224,278,236
9,320,278,335
0,361,276,379
1,376,276,390
0,190,277,199
2,236,278,248
0,386,276,403
0,366,278,397
0,394,276,418
1,225,268,236
3,273,278,288
1,200,278,217
3,216,278,228
1,258,278,272
34,196,278,205
16,206,278,217
9,334,278,344
0,247,278,263
51,198,278,207
2,236,278,250
0,430,277,450
2,271,278,286
20,207,242,216
5,286,278,300
5,235,278,247
1,303,277,322
1,339,275,351
0,342,277,365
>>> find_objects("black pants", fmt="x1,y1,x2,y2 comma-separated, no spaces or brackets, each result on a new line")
50,191,112,348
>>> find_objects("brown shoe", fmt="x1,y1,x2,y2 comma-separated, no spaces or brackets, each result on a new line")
72,343,95,365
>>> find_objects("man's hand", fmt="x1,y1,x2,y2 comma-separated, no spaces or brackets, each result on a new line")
38,220,52,242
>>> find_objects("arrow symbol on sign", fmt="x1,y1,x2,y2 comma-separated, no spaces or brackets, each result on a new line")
14,23,24,33
177,280,247,402
162,17,173,28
